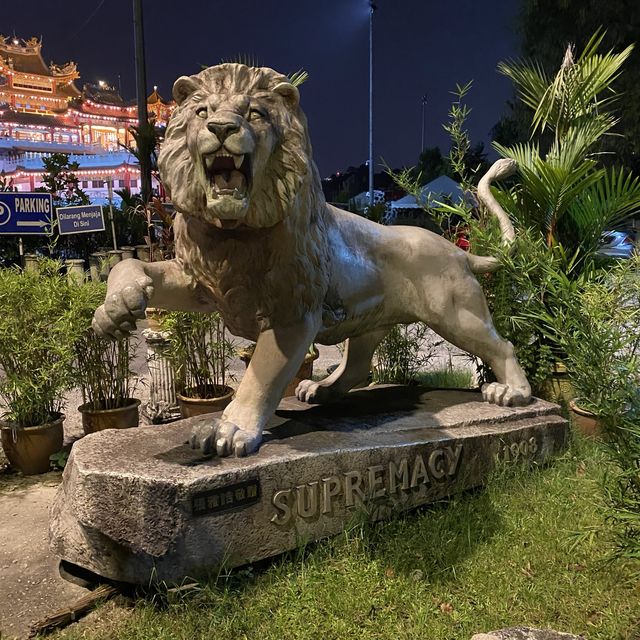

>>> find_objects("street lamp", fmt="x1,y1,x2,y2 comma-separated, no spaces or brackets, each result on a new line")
421,93,428,153
368,1,377,211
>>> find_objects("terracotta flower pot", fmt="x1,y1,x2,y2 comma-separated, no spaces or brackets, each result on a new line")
0,413,64,475
569,398,601,439
135,245,151,262
120,246,136,260
539,361,575,406
78,398,141,435
177,386,235,418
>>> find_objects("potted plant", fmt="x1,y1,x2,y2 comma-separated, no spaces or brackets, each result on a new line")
75,330,140,434
0,260,82,474
161,311,235,418
535,257,640,437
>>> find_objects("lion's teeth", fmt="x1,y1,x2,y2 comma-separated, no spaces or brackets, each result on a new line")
233,154,244,170
233,188,244,199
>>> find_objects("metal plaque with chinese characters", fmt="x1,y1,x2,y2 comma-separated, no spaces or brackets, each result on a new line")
192,478,261,516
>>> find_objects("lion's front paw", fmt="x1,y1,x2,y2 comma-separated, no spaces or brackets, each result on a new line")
92,275,154,339
190,418,262,457
481,382,530,407
295,379,342,404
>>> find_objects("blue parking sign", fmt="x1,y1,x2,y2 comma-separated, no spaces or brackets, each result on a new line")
0,193,53,235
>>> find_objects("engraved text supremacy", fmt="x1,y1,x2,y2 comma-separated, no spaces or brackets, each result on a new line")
270,445,463,526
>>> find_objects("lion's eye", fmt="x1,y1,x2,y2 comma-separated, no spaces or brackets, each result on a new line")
249,108,266,121
195,106,208,118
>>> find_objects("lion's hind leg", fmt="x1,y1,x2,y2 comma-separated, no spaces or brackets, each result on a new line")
421,275,531,407
296,328,388,404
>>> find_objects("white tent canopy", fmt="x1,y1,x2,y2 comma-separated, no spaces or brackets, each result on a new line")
348,189,385,212
391,175,464,209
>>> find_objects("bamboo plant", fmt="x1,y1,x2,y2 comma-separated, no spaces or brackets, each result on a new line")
161,311,234,399
74,332,136,410
70,280,137,411
0,259,83,427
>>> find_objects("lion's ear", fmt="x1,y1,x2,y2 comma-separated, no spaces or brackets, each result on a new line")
273,82,300,110
173,76,201,105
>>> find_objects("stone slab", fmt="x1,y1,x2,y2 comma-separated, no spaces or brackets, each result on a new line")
50,387,568,584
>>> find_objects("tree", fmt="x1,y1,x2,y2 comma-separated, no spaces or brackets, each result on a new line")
39,153,89,207
495,1,640,171
414,147,449,184
495,33,640,259
38,153,103,260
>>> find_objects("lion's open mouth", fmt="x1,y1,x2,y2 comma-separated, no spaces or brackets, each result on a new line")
202,152,251,199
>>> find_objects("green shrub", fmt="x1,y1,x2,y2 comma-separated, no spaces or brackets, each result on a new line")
0,260,87,426
372,324,442,385
533,256,640,561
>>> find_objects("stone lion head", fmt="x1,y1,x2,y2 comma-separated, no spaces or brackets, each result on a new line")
158,63,312,230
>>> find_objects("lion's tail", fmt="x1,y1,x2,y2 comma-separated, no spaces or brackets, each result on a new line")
467,254,501,274
466,158,517,274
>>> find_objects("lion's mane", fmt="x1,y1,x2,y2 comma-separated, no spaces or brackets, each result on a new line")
158,64,334,334
159,64,311,229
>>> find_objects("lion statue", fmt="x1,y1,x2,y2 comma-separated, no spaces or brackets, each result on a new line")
93,63,531,457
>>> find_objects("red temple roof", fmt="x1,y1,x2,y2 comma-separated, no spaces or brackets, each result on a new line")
0,35,81,98
147,88,166,105
0,109,75,128
0,37,50,75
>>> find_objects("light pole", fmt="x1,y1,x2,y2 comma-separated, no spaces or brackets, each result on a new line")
421,93,427,153
133,0,152,204
368,1,376,211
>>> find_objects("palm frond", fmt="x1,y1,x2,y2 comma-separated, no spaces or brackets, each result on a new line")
288,69,309,87
498,59,550,115
569,167,640,239
548,119,613,166
493,141,541,172
504,29,635,140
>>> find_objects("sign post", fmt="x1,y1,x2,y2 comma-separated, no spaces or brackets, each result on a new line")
107,176,118,250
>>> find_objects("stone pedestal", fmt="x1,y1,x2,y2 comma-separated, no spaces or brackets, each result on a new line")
65,259,86,285
135,245,150,262
89,252,108,282
141,328,181,423
50,387,568,585
107,249,123,268
120,246,136,260
23,253,38,272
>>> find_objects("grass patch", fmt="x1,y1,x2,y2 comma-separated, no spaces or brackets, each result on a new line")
415,367,475,389
57,437,639,640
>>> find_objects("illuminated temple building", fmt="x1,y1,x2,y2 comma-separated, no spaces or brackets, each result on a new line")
0,35,173,200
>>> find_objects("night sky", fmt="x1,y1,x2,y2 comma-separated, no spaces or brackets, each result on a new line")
4,0,520,177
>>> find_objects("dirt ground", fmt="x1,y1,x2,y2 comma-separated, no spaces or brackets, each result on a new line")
0,326,468,639
0,480,88,639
